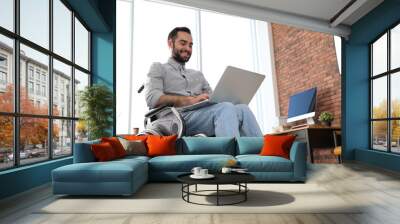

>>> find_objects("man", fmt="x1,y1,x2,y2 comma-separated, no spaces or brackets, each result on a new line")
145,27,262,137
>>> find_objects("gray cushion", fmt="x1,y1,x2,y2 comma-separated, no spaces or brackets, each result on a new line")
118,137,147,156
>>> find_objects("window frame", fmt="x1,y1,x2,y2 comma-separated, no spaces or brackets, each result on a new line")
370,22,400,154
0,0,92,171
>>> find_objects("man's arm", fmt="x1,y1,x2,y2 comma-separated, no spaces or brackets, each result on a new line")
145,63,208,108
156,94,209,108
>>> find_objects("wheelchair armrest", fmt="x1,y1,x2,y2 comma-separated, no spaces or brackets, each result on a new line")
144,105,169,118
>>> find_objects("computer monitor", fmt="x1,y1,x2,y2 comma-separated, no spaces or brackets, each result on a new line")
287,87,317,125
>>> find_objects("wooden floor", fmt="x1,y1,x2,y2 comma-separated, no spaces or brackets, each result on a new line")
1,162,400,224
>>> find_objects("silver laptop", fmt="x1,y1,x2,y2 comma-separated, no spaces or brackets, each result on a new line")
178,66,265,112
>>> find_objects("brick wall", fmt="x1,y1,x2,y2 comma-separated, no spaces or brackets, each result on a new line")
271,23,341,126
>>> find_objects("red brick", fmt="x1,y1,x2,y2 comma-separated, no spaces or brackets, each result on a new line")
271,24,341,126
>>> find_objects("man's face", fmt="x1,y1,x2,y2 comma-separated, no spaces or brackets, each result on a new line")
169,31,193,63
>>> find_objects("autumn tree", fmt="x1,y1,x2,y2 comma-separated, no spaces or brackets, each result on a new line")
0,84,60,152
372,99,400,143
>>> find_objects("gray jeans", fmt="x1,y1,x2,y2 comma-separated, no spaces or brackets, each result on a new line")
181,102,263,137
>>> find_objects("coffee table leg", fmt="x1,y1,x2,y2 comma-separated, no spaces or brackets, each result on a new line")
245,183,247,201
217,184,219,206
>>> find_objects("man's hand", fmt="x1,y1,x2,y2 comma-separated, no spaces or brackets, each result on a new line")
156,94,209,108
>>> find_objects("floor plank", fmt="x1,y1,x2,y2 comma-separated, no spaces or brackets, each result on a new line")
1,162,400,224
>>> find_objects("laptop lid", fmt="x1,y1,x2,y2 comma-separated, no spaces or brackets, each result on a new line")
210,66,265,105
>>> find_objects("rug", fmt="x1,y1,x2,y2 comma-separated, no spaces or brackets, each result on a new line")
38,183,361,214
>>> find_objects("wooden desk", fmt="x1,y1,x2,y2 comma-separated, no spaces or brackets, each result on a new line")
271,125,341,163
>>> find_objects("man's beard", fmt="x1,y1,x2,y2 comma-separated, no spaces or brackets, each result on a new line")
172,45,191,63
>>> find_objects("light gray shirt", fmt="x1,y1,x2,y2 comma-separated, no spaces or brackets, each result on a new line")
145,58,212,109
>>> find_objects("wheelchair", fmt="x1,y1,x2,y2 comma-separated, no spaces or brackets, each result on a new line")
141,105,186,137
138,84,186,137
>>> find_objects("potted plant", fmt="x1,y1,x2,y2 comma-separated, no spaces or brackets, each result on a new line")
318,111,334,126
79,84,114,140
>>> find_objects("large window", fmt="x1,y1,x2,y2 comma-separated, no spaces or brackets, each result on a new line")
0,0,91,171
116,0,279,134
371,23,400,153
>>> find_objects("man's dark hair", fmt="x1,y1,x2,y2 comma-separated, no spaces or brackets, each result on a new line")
168,27,191,42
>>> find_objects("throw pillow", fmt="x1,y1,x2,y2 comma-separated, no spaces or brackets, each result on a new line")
118,137,147,156
260,134,296,159
146,135,177,157
91,142,118,161
122,135,148,142
101,137,127,158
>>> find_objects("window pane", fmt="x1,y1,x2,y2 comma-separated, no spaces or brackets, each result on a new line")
201,11,254,88
372,77,387,119
372,121,388,151
391,72,400,118
75,18,89,69
53,59,72,117
53,0,72,60
391,120,400,153
20,0,49,49
75,120,88,143
0,0,14,31
118,0,198,132
74,69,89,118
0,116,13,170
20,44,49,115
0,34,14,113
391,24,400,70
20,117,49,165
372,33,387,76
53,119,72,158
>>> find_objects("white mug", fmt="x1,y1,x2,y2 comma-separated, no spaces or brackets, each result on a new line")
200,169,208,176
191,167,202,176
221,167,232,174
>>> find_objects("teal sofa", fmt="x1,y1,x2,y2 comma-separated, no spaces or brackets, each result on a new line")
52,137,307,196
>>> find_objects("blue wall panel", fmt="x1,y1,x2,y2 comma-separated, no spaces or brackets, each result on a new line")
0,0,116,200
92,33,114,88
0,158,72,199
344,0,400,171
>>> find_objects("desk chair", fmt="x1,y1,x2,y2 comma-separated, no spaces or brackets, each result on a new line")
333,130,342,163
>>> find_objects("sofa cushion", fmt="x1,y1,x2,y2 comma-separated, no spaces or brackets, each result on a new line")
179,137,235,155
147,135,177,157
236,155,293,172
101,137,127,158
118,137,147,156
148,154,235,172
53,158,147,183
91,142,118,161
73,140,100,163
260,134,296,159
236,137,263,155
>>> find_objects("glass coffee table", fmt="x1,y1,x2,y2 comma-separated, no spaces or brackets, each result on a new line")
177,172,255,206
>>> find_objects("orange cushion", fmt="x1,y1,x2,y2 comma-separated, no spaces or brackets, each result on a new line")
91,142,118,161
123,135,148,142
101,137,127,158
146,135,177,157
260,134,296,159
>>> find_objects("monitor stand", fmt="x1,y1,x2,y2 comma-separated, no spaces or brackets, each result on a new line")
290,117,315,130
